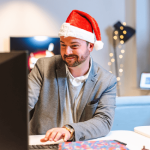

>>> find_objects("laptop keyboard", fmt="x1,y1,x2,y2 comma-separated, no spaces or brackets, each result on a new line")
29,144,58,149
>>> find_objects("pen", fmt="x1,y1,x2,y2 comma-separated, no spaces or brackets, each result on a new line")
114,140,127,146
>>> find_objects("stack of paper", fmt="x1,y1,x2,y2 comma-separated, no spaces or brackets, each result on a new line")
29,135,64,145
134,126,150,138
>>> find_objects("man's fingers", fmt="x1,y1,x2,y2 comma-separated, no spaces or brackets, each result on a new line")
41,128,72,142
45,129,53,140
49,131,57,141
64,132,70,142
40,138,47,142
54,132,63,142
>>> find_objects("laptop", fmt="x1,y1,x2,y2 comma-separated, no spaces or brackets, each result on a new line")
0,51,61,150
0,51,28,150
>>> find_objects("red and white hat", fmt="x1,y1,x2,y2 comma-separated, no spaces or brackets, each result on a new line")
58,10,104,50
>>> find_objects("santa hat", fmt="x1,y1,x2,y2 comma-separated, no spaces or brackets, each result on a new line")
58,10,104,50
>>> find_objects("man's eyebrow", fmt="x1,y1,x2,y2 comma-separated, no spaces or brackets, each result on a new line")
71,42,80,44
60,41,80,44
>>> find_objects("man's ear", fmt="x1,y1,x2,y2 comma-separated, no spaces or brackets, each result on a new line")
88,43,94,52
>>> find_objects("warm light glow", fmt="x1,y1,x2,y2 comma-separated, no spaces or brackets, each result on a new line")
113,36,117,40
34,36,48,41
121,49,125,53
123,22,126,26
109,53,113,57
120,26,124,30
108,62,111,66
120,64,123,68
120,40,124,44
119,55,123,59
117,77,120,81
120,35,124,39
119,69,123,73
109,71,112,73
114,31,118,35
123,30,127,34
111,58,115,62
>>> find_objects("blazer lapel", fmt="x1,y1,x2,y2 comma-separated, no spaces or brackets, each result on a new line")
77,61,99,122
56,58,67,115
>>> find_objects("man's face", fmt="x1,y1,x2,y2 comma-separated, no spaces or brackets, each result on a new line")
60,36,93,67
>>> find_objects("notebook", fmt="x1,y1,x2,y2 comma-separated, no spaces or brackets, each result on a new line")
58,140,129,150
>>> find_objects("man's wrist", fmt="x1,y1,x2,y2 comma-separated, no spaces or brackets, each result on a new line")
62,125,75,141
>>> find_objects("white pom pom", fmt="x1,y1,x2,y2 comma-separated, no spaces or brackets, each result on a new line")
94,41,104,50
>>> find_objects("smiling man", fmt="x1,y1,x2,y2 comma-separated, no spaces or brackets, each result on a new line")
61,37,90,66
28,10,117,142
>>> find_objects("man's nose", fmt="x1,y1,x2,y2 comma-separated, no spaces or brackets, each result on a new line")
65,46,72,55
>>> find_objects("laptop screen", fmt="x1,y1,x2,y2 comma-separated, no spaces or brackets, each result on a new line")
140,73,150,89
0,52,28,150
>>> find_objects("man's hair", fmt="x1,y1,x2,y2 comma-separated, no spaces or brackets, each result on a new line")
86,41,90,46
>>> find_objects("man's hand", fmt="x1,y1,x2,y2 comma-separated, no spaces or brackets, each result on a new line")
40,128,71,142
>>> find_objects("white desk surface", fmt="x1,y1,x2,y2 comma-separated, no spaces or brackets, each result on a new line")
29,130,150,150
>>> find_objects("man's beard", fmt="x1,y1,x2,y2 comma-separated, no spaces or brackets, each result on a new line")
62,50,90,67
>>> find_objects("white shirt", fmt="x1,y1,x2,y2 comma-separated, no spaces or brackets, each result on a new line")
59,58,92,127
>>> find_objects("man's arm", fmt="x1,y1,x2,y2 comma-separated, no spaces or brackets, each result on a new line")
69,75,117,141
28,59,43,112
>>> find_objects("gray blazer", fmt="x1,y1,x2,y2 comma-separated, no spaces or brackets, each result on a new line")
28,55,117,141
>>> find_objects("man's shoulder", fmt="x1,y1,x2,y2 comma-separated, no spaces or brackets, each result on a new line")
92,60,111,76
35,55,63,68
92,60,116,82
37,55,62,64
34,55,64,73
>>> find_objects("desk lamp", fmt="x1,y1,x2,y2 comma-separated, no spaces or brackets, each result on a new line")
112,21,135,96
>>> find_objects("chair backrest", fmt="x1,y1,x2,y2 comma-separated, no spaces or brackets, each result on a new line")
111,96,150,131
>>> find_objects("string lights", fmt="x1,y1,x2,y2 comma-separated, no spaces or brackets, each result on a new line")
111,58,115,62
108,22,126,73
119,55,123,59
108,22,127,95
109,21,135,96
121,49,125,53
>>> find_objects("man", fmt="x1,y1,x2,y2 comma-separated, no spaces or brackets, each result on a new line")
28,10,117,142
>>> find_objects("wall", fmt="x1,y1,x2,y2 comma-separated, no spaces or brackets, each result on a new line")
120,0,138,96
0,0,125,69
136,0,150,95
0,0,149,96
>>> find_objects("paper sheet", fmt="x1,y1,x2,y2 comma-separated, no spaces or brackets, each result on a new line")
134,126,150,138
29,135,64,145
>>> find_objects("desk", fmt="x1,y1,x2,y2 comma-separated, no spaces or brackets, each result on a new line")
29,130,150,150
